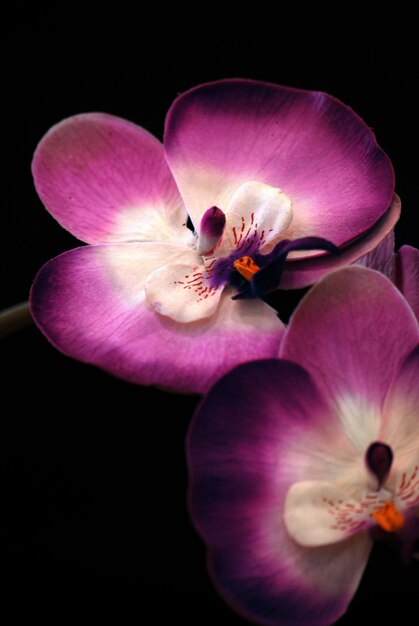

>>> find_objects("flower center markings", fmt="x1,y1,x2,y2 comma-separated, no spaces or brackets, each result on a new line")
284,439,419,553
173,191,277,302
205,209,268,290
173,185,339,305
327,442,418,535
148,181,339,322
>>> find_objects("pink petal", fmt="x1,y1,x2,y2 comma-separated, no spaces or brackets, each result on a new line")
396,245,419,320
281,266,419,435
33,113,189,245
30,245,285,393
165,79,394,248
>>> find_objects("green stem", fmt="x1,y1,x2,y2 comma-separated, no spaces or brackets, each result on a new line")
0,301,32,338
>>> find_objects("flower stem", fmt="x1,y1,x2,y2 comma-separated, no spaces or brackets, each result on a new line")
0,301,32,338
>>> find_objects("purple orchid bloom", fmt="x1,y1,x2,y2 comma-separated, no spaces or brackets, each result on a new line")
188,266,419,626
30,79,398,393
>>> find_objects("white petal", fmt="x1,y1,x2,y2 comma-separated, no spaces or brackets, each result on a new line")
284,481,370,547
334,393,382,454
145,263,223,322
100,241,199,305
218,181,293,255
113,204,197,246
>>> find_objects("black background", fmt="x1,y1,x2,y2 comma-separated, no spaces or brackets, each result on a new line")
2,9,419,624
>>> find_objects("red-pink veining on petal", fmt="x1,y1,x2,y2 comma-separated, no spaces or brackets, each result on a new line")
397,465,419,506
173,213,276,304
230,214,269,255
174,264,219,303
322,464,419,536
324,492,387,534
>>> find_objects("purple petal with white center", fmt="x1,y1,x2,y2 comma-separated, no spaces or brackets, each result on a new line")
33,113,190,245
165,79,394,247
281,266,419,450
279,194,400,289
396,245,419,320
188,360,370,626
30,246,285,393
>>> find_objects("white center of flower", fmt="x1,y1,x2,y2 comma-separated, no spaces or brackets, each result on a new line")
145,180,293,323
283,463,419,548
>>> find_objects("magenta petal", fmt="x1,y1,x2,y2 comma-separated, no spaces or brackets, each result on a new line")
30,245,285,393
396,245,419,320
33,113,186,244
282,266,419,410
165,79,394,244
188,360,370,626
280,194,400,289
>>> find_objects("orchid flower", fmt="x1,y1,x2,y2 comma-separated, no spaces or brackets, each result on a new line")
188,266,419,626
30,79,398,393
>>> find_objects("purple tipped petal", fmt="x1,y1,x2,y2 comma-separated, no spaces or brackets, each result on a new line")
281,266,419,419
279,194,400,289
188,360,370,626
197,206,226,254
33,113,187,245
396,245,419,320
30,246,285,393
165,79,394,245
